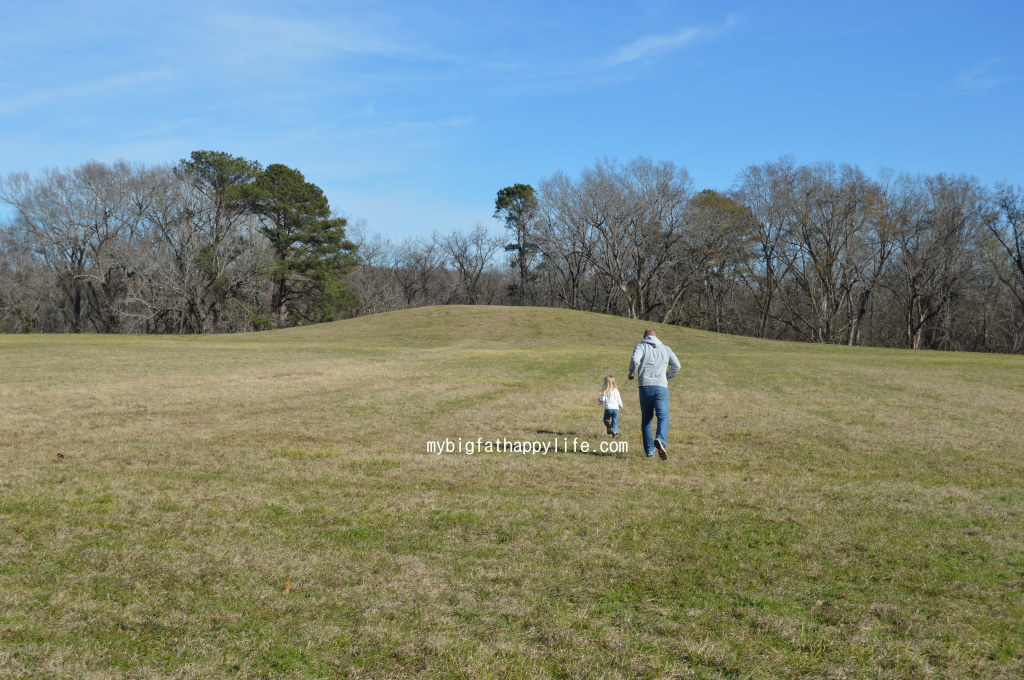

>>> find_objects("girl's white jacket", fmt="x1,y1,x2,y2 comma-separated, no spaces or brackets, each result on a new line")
598,389,623,410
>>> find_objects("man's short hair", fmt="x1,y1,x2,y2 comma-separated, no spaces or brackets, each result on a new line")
644,328,658,337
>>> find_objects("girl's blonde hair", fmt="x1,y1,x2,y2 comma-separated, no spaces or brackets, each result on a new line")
601,375,617,396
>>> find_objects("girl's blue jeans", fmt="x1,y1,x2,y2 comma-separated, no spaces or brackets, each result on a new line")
603,408,619,435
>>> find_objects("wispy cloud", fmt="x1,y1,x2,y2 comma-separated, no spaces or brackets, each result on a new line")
607,13,738,67
198,11,418,64
0,69,174,116
955,63,999,95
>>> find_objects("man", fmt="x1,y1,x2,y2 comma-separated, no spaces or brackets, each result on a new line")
628,329,681,460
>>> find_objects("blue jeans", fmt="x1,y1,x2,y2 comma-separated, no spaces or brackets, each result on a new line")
638,386,669,457
603,408,619,435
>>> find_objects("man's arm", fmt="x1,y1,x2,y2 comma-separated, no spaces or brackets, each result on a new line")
628,344,643,380
666,347,681,379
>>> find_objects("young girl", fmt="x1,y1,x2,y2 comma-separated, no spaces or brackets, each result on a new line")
597,375,623,437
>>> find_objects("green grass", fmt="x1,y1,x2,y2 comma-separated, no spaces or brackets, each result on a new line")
1,305,1022,679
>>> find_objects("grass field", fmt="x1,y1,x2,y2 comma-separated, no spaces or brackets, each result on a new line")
1,305,1022,679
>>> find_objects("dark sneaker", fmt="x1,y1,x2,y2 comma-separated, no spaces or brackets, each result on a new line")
655,439,667,460
604,419,613,435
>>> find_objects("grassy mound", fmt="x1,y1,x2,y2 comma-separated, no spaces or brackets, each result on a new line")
2,305,1022,679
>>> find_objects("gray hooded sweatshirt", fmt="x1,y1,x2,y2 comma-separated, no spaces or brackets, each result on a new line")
629,335,681,388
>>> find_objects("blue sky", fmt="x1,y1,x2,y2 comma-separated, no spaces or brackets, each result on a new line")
2,0,1021,239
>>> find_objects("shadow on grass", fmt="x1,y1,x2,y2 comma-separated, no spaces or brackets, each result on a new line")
534,428,633,458
579,447,631,459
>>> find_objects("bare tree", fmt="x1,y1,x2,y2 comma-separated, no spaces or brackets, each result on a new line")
884,175,987,349
440,225,503,304
0,162,148,332
554,158,692,320
734,158,799,338
346,223,403,315
391,235,453,307
776,163,881,344
0,226,52,332
666,189,758,332
535,170,599,310
986,185,1024,308
980,184,1024,351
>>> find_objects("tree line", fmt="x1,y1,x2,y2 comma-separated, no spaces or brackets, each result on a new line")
0,151,356,333
350,157,1023,354
2,153,1022,353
